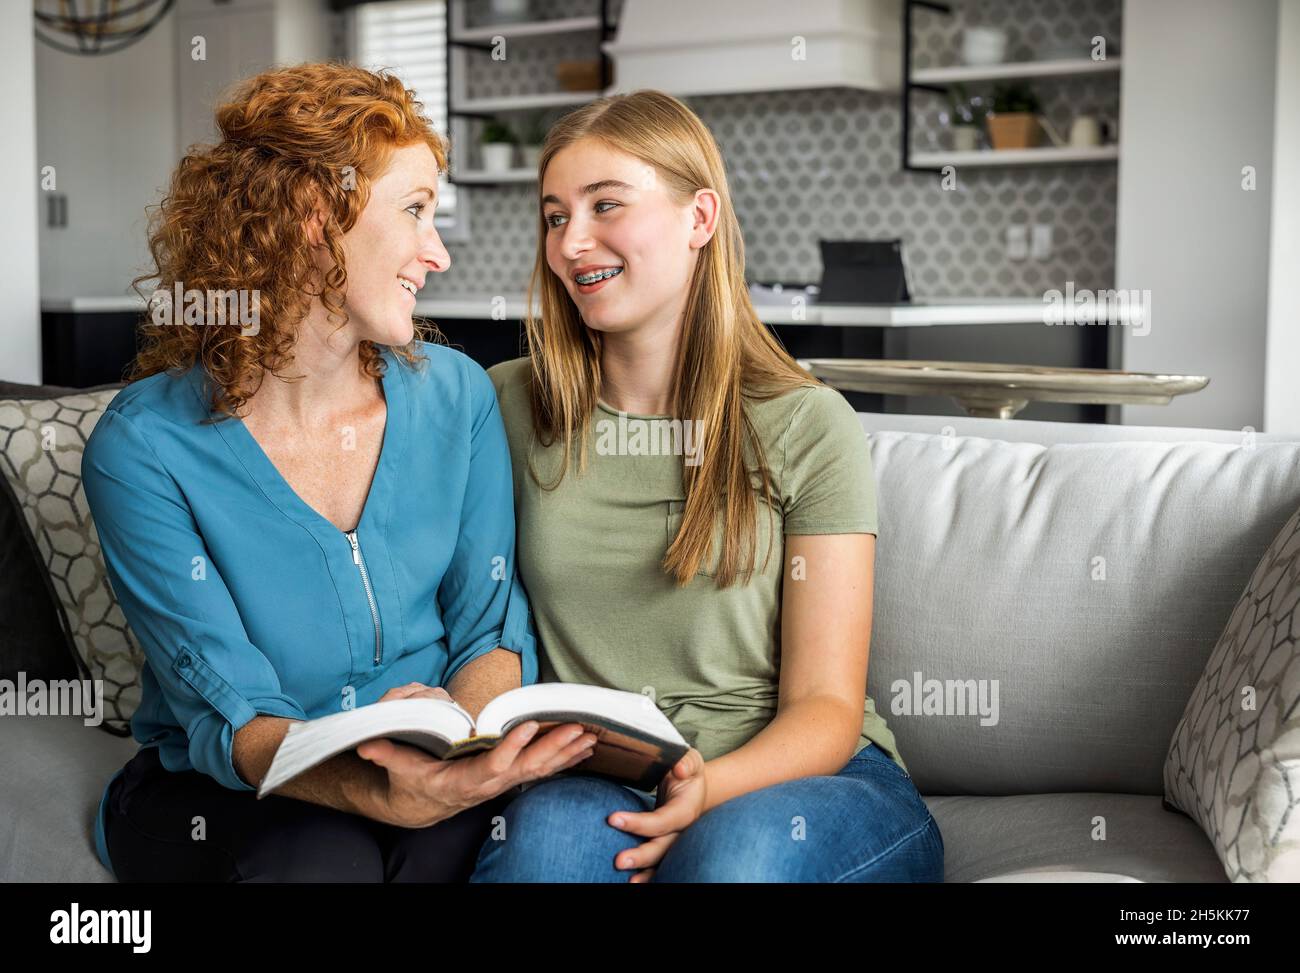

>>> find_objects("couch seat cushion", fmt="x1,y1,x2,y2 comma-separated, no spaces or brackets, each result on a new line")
1,714,136,881
924,792,1227,882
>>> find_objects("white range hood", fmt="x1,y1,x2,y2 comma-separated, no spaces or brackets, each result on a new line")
604,0,903,97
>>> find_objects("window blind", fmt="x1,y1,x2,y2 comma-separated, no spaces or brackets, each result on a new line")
353,0,456,219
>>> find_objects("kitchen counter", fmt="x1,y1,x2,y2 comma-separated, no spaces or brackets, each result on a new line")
40,295,1118,422
414,295,1134,327
41,295,1139,328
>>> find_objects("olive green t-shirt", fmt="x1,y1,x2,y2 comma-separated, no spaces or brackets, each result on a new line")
488,357,906,774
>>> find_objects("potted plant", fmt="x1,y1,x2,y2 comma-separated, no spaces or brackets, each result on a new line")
946,83,983,152
518,112,548,169
986,82,1043,150
479,119,516,173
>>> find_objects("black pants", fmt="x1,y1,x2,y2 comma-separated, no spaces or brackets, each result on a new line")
103,746,511,883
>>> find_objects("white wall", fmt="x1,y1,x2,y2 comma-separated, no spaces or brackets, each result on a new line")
174,3,276,156
1117,0,1279,430
1,4,41,384
36,0,332,308
275,0,335,66
35,8,180,303
1265,0,1300,434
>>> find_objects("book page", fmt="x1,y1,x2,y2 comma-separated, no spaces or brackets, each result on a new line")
477,683,687,744
257,697,473,797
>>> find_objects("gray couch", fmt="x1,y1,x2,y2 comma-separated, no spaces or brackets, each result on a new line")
5,400,1299,882
857,411,1300,882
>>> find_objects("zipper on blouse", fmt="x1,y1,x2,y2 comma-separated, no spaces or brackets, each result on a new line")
345,529,383,666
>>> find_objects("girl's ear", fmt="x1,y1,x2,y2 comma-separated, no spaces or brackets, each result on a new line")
688,188,720,249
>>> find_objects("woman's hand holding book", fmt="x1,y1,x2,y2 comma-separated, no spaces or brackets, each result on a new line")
354,693,597,828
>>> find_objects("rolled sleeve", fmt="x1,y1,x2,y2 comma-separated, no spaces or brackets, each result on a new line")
437,363,539,688
82,409,307,791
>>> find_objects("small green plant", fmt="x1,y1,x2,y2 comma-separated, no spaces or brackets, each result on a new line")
480,119,517,144
990,81,1041,115
947,83,979,126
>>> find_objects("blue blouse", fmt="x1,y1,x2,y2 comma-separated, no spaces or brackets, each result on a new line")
81,341,538,876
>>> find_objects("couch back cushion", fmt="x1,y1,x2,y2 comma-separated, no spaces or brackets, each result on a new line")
0,381,133,733
0,466,79,682
864,429,1300,796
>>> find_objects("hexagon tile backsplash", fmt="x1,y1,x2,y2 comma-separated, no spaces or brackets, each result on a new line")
433,0,1121,300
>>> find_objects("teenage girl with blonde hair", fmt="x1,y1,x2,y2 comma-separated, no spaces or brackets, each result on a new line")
472,90,944,882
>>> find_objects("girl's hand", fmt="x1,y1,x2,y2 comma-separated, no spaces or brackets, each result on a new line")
607,748,707,882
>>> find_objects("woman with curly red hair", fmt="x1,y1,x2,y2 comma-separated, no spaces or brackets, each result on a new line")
82,62,596,883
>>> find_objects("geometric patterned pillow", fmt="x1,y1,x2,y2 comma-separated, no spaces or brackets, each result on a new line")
1164,502,1300,882
0,391,142,734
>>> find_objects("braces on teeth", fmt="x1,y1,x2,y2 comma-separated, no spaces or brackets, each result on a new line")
576,268,622,284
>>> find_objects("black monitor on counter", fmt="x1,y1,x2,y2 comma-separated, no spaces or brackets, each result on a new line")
817,239,911,304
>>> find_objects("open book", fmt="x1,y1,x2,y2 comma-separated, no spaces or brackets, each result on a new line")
258,683,691,797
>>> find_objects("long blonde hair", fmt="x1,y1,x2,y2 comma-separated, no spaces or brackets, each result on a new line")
523,90,819,588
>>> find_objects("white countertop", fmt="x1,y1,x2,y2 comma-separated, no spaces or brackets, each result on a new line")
42,294,1139,328
408,294,1118,327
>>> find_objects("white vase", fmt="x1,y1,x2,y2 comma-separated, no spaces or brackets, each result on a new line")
520,144,543,169
1068,116,1102,147
480,143,515,173
951,125,981,152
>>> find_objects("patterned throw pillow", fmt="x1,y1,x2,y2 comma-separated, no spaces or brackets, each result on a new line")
0,391,142,733
1164,503,1300,882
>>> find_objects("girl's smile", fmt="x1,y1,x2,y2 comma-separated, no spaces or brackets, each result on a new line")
574,265,623,293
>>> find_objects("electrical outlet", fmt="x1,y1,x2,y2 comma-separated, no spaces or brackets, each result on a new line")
1031,223,1053,260
46,193,68,229
1006,224,1028,261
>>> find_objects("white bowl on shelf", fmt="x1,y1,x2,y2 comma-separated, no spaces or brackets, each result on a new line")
962,27,1008,66
487,0,531,24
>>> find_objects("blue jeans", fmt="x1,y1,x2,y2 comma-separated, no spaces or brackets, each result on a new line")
470,742,944,882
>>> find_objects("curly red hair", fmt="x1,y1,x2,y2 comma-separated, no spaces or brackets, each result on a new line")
129,61,447,419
